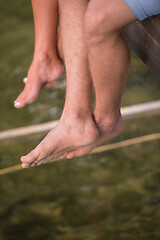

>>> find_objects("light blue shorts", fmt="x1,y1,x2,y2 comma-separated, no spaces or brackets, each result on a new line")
123,0,160,20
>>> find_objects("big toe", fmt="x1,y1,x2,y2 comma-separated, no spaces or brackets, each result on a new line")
14,81,40,108
21,162,30,168
21,149,39,166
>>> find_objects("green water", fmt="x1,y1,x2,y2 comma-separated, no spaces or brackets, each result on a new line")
0,0,160,239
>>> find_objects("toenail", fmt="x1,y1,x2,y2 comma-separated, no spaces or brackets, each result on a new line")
14,102,20,106
23,77,28,83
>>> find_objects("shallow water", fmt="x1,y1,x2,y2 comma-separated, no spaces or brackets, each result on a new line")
0,0,160,239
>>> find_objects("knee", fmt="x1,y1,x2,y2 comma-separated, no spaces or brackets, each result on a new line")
84,2,118,45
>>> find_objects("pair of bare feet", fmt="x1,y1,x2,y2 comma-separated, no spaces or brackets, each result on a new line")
14,53,123,168
14,0,135,168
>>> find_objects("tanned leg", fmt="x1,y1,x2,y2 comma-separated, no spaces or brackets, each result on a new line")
21,0,99,168
65,0,137,158
14,0,64,108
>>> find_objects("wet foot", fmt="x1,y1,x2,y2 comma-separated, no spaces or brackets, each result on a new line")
21,115,99,168
61,114,124,159
14,54,64,108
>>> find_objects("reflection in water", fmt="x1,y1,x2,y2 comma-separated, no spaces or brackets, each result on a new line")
0,0,160,239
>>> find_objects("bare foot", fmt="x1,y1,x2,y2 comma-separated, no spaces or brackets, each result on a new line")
62,114,124,159
21,115,99,168
14,54,64,108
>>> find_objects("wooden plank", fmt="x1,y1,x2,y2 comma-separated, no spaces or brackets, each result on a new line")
123,15,160,79
139,15,160,44
0,100,160,142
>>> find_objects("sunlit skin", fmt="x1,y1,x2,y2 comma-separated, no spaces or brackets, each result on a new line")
63,0,137,159
21,0,137,168
14,0,64,109
21,0,99,168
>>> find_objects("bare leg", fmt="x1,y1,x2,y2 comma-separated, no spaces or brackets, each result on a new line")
21,0,99,168
65,0,137,158
14,0,64,108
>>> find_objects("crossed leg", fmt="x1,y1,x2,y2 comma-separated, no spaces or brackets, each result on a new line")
64,0,137,158
14,0,64,108
21,0,99,168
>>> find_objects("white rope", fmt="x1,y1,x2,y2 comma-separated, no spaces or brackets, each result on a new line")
0,100,160,141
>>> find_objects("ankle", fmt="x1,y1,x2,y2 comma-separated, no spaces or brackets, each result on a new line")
59,110,99,146
61,109,92,123
94,111,123,129
33,50,59,64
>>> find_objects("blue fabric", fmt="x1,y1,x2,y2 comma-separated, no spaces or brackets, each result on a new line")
123,0,160,20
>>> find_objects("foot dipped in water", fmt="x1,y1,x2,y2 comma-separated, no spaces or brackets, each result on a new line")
14,54,64,108
60,113,124,159
21,113,99,168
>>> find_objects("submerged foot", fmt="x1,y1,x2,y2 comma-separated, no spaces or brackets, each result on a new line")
62,113,124,159
21,115,99,168
14,54,64,108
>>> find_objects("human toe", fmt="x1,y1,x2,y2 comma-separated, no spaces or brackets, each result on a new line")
21,162,30,168
66,152,75,159
60,152,68,159
14,81,40,108
21,149,38,165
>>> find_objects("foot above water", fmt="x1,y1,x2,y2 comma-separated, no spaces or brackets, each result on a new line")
14,55,64,108
21,115,99,168
60,114,124,159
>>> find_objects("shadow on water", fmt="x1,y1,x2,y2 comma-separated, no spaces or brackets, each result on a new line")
0,0,160,239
